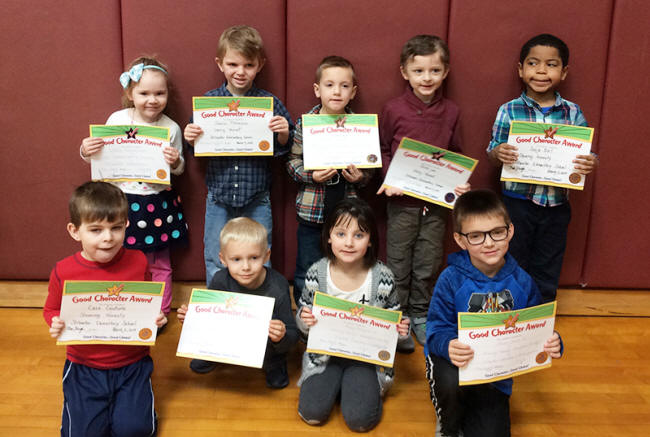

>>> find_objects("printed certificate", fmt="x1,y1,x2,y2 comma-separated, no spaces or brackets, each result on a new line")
90,125,171,184
193,96,274,156
306,292,401,367
381,137,478,209
501,121,594,190
57,280,164,346
302,114,381,170
176,289,275,368
458,301,557,385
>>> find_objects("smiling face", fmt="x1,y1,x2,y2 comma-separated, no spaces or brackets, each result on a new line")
328,215,371,267
219,239,270,289
127,69,168,123
67,218,127,264
518,45,568,104
400,52,449,103
217,48,265,96
313,66,357,114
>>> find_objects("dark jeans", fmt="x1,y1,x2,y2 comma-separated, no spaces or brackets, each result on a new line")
293,221,323,306
503,196,571,303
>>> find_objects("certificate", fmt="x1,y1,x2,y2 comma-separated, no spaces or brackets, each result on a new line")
306,292,401,367
381,137,478,209
458,301,556,385
90,125,171,184
176,289,274,368
501,121,594,190
193,96,274,156
302,114,381,170
57,280,164,346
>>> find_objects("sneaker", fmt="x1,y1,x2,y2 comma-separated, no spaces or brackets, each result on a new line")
265,362,289,389
412,317,427,345
397,334,415,354
189,359,218,374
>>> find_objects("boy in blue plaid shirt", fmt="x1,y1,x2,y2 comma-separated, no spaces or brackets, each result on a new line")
486,34,598,303
185,25,295,284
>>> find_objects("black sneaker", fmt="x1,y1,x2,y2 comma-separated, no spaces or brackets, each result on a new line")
189,359,218,374
265,362,289,389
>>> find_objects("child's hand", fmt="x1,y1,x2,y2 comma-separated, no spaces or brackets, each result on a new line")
300,307,317,327
81,137,105,158
49,316,65,338
397,317,410,336
183,123,203,145
313,168,338,183
544,331,562,359
573,153,598,175
376,185,404,197
268,319,286,342
448,339,474,368
341,164,363,183
454,182,471,197
492,143,518,165
268,115,289,145
177,304,188,323
155,311,168,328
163,146,181,168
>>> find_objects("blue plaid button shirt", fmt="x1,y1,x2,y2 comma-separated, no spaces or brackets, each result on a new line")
487,92,588,206
202,83,294,207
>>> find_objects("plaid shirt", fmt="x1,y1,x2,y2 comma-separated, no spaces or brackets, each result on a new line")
286,104,372,224
487,92,587,206
203,83,294,207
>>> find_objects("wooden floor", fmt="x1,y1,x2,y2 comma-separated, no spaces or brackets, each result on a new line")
1,308,650,436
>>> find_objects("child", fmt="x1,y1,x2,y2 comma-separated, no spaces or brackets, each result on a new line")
43,181,167,436
177,217,298,389
378,35,469,351
286,55,373,305
296,198,410,432
487,33,598,303
183,25,294,285
80,56,188,317
425,189,563,437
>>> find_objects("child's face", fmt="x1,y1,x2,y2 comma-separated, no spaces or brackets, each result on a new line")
67,218,127,264
453,215,513,277
127,69,168,123
216,49,265,96
518,45,568,100
219,240,270,289
400,52,448,104
328,216,370,267
313,67,357,114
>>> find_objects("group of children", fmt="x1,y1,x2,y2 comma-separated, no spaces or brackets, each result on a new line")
43,25,597,436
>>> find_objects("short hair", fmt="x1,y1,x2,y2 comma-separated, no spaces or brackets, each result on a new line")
452,190,510,233
400,34,450,67
121,56,171,109
220,217,268,251
217,25,265,64
520,33,569,67
321,198,379,268
69,181,128,227
315,55,357,84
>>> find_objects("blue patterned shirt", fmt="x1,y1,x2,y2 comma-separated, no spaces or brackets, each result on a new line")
202,83,294,207
487,92,587,206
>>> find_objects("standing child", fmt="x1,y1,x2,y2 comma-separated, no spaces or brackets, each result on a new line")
44,181,167,436
487,34,598,303
287,55,373,305
296,198,409,432
378,35,469,351
183,25,294,285
425,189,563,437
80,56,188,318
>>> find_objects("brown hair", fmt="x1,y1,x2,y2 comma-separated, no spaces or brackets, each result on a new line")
216,25,266,64
121,56,171,109
452,189,510,233
69,181,128,227
400,34,450,67
315,55,357,84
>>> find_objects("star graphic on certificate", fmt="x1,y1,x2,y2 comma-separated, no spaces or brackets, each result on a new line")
502,313,519,329
107,283,124,296
349,305,365,317
335,115,347,128
544,126,558,139
431,151,446,160
125,127,138,139
227,99,241,112
225,296,238,309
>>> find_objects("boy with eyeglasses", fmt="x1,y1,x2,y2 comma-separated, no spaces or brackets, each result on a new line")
424,189,563,437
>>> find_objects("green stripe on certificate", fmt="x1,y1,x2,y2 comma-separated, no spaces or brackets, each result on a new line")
89,125,170,141
189,288,260,309
192,96,273,111
509,121,594,142
302,114,377,128
314,292,401,323
63,281,164,296
458,301,556,329
400,137,477,170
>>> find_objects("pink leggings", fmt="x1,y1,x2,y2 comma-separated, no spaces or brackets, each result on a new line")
145,247,172,314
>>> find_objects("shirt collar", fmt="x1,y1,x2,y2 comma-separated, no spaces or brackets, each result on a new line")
404,85,443,107
520,91,563,109
218,81,260,97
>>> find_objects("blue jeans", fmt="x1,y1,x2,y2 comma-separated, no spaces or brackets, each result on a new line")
204,191,272,285
293,221,323,306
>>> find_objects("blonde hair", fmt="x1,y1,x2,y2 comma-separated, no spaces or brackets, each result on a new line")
220,217,268,251
216,25,266,63
121,56,171,109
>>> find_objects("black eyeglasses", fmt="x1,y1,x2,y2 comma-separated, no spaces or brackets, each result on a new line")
458,226,509,245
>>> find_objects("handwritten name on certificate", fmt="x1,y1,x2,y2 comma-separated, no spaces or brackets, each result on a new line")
458,301,557,385
176,289,274,368
306,292,401,367
501,121,594,190
90,125,171,184
382,137,478,209
193,97,274,156
302,114,382,170
57,281,164,346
